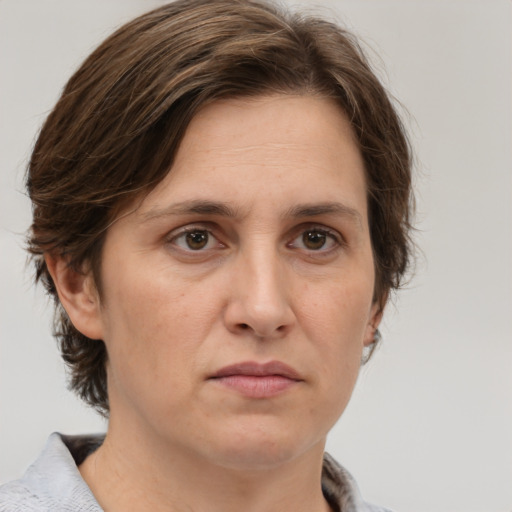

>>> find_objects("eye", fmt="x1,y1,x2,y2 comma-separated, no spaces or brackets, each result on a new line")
170,228,221,251
289,227,341,252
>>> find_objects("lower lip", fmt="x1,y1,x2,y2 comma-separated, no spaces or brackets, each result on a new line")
211,375,298,398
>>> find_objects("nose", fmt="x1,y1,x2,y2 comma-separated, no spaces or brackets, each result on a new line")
223,246,295,339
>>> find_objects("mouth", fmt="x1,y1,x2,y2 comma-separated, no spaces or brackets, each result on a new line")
208,361,303,398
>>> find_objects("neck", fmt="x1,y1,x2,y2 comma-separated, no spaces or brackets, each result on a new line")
79,422,332,512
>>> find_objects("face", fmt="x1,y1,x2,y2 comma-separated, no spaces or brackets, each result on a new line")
81,95,380,469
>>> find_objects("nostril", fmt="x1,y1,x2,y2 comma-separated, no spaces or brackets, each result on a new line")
236,322,288,336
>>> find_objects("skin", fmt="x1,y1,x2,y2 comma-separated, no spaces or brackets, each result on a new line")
48,95,382,512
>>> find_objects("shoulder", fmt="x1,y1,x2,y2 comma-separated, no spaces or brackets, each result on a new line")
0,433,104,512
322,452,395,512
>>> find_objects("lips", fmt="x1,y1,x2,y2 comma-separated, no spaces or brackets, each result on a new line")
209,361,303,398
211,361,302,380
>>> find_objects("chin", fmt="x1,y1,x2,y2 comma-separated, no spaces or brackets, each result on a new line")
213,445,304,472
202,423,325,472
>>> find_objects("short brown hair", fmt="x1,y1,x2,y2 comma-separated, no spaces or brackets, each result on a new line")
27,0,413,415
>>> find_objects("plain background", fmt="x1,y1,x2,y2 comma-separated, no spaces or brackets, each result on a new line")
0,1,510,511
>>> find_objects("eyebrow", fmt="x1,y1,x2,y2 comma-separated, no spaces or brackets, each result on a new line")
140,199,363,228
283,202,363,228
140,200,240,223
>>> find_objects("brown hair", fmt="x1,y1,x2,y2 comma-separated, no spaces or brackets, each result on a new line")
27,0,413,415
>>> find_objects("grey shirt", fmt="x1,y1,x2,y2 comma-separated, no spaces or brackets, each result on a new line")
0,433,391,512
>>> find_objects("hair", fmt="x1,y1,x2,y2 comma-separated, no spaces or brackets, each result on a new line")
27,0,413,415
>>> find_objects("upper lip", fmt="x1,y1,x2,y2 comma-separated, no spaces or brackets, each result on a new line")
210,361,303,380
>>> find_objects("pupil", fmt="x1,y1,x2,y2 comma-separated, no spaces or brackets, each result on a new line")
186,231,208,250
303,230,326,250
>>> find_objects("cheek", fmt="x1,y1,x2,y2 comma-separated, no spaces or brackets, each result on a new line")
300,273,374,346
99,258,215,392
298,275,373,401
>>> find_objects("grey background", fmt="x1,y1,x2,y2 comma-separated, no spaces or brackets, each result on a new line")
1,1,511,511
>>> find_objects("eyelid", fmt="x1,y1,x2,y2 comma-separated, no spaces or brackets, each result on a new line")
165,221,217,237
287,223,346,252
165,223,225,251
163,221,345,257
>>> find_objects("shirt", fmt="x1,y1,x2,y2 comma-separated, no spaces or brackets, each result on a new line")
0,433,391,511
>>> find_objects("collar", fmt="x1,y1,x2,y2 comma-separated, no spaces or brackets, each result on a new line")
1,432,389,512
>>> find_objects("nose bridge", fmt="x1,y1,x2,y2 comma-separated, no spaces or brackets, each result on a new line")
228,238,293,337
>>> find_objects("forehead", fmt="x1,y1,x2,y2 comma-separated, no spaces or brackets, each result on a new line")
130,94,368,224
177,95,360,170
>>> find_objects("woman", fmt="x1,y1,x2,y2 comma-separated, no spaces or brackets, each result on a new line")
0,1,412,511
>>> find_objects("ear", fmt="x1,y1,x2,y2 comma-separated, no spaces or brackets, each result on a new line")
363,300,385,347
45,254,104,340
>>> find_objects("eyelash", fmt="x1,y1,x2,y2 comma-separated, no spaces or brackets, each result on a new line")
165,223,344,256
287,226,344,254
167,225,224,252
